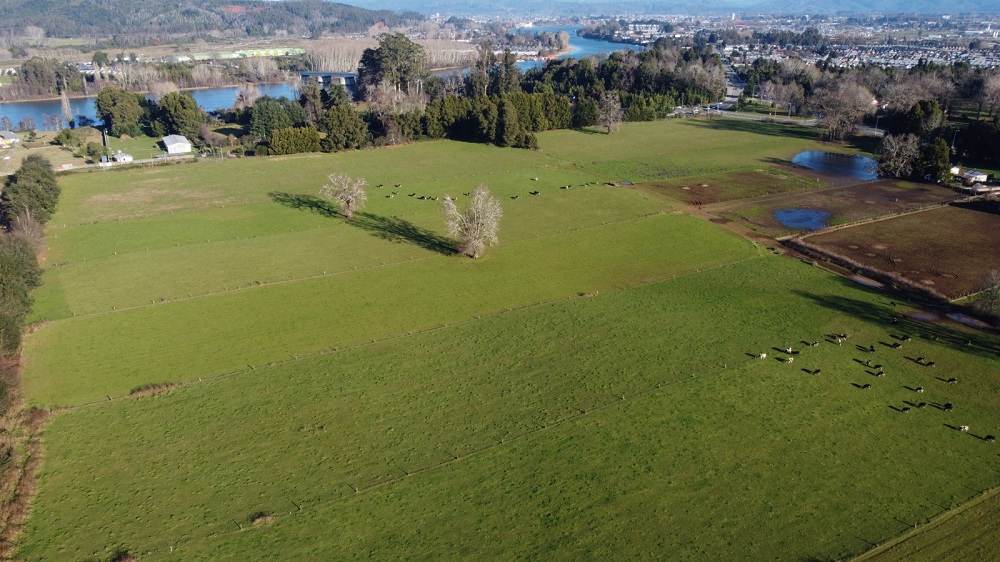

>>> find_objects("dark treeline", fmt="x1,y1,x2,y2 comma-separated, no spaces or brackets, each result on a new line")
0,0,424,47
87,35,723,158
0,156,56,355
751,28,825,48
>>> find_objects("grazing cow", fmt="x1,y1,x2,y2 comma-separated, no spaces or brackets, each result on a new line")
926,362,936,367
813,369,822,375
395,184,402,188
916,357,925,364
947,378,958,384
944,403,954,411
902,335,911,342
868,345,876,353
864,359,872,367
960,425,969,432
511,195,520,200
876,371,885,377
986,435,997,442
874,364,883,370
811,341,819,347
785,357,794,363
757,353,767,360
917,402,927,408
891,342,902,349
530,191,540,195
916,387,925,393
835,337,844,345
861,384,872,390
901,407,911,413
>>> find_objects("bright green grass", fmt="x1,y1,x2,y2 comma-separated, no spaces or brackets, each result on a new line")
104,133,165,160
54,141,600,225
20,257,1000,561
21,120,1000,560
540,119,822,182
34,187,662,321
24,212,756,407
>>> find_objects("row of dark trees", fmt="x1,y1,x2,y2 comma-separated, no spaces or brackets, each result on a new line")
214,34,722,156
95,88,205,139
0,156,55,354
86,33,722,157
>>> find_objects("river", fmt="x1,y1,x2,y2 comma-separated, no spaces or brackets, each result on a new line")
0,29,638,130
0,83,297,131
517,25,645,71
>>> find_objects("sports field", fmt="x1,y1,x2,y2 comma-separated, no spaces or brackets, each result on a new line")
17,120,1000,560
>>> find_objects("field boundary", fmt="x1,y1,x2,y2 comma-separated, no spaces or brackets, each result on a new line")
785,194,974,240
851,487,1000,561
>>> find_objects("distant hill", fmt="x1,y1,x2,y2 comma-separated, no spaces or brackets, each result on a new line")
0,0,424,41
349,0,1000,16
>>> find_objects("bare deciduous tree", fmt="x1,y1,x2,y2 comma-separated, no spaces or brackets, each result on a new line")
319,173,367,220
811,77,875,141
978,269,1000,315
877,134,920,178
598,91,623,134
983,73,1000,117
441,184,502,258
9,210,44,252
234,83,260,111
148,81,179,102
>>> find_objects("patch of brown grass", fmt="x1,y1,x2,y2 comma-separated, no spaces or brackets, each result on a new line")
0,355,49,560
129,382,180,398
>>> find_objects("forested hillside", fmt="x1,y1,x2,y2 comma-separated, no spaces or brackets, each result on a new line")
0,0,423,44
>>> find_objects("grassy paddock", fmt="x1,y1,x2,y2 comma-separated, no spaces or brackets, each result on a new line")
18,119,1000,560
20,258,1000,561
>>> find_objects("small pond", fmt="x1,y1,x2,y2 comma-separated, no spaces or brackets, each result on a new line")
791,151,878,180
774,208,831,230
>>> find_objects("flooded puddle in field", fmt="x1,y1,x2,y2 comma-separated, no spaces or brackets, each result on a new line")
774,208,831,229
791,151,878,180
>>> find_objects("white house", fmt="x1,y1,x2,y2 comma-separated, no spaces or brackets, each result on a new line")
0,131,21,148
162,135,192,154
112,151,133,163
962,169,989,185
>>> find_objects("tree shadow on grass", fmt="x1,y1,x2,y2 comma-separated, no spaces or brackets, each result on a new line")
791,285,1000,360
268,192,456,255
269,192,340,218
683,117,820,141
349,212,457,255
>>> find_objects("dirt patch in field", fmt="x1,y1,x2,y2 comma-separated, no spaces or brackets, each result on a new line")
89,187,214,205
250,513,274,526
714,180,961,238
640,169,815,206
805,205,1000,299
130,382,180,398
86,188,237,221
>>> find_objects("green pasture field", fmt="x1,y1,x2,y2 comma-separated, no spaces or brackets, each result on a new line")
857,489,1000,561
17,119,1000,560
20,258,1000,561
